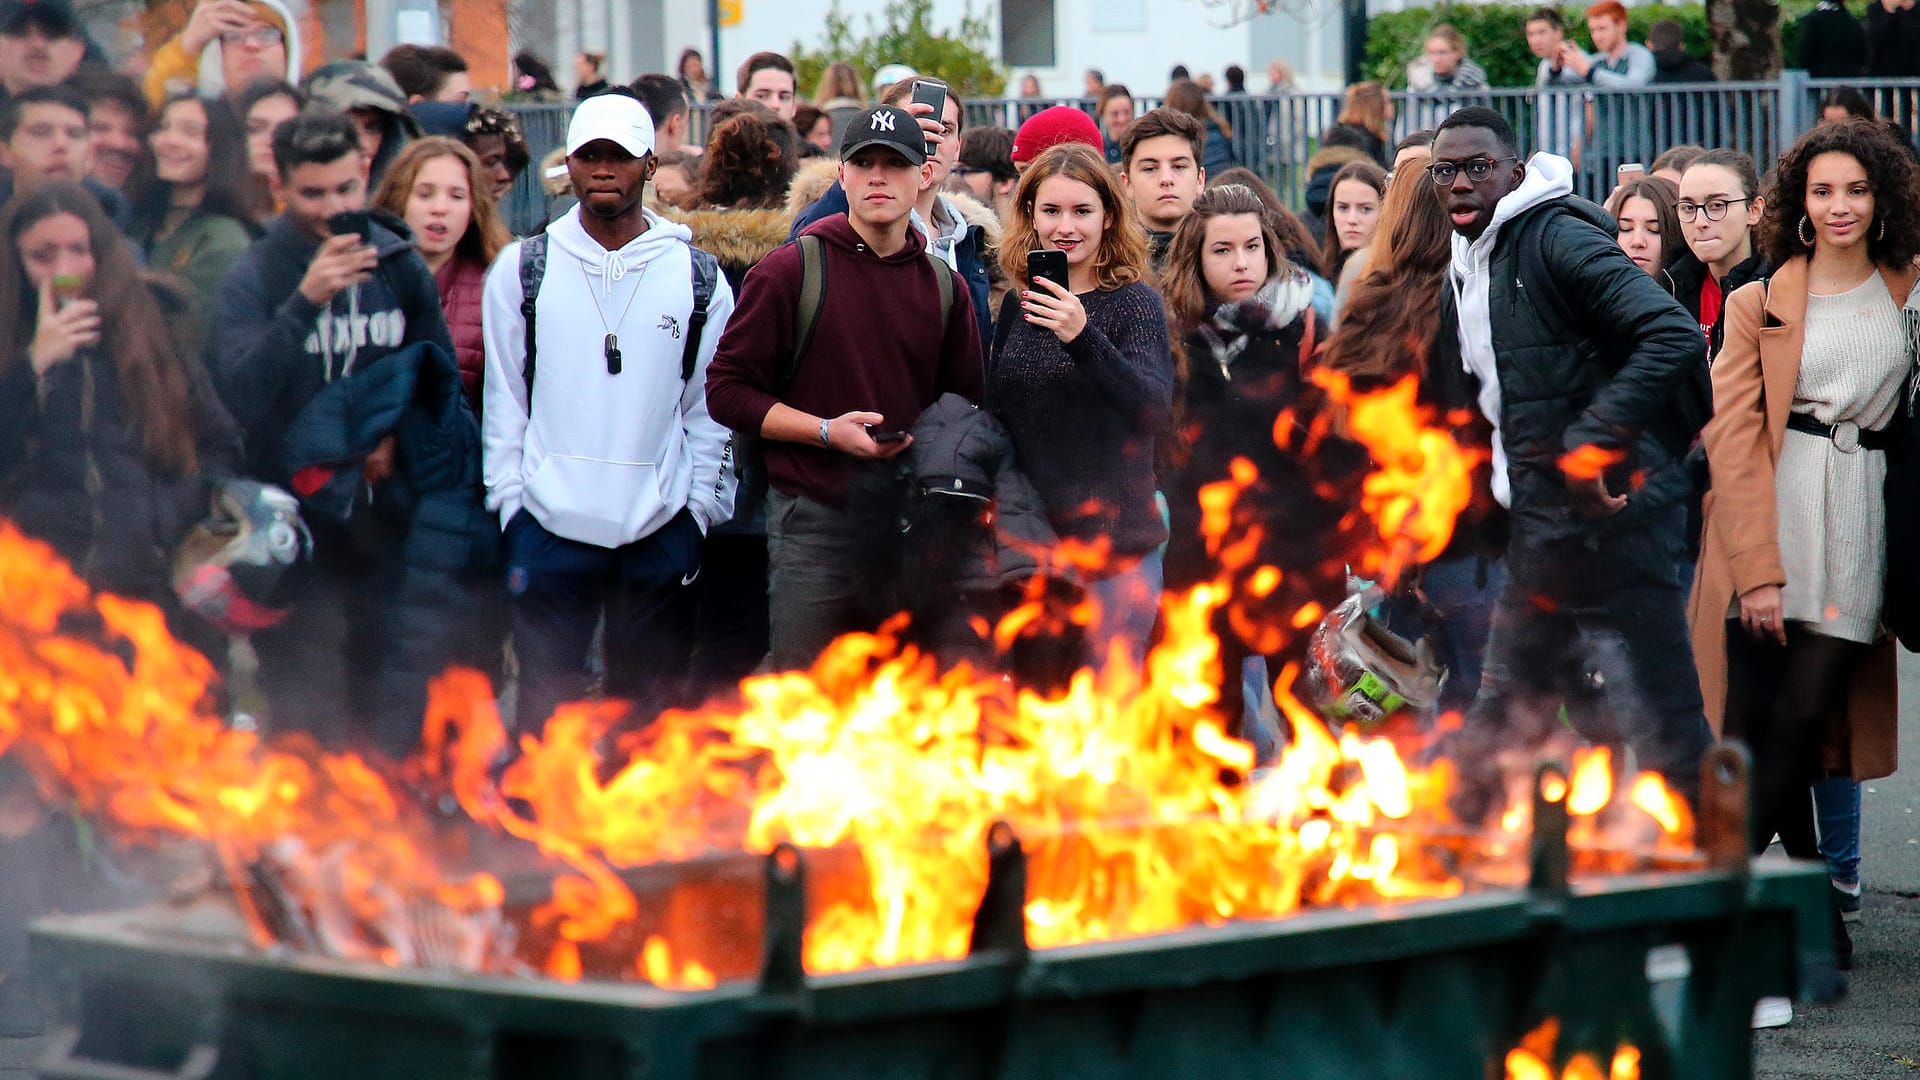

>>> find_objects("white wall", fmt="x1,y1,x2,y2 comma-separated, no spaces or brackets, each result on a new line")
698,0,1257,99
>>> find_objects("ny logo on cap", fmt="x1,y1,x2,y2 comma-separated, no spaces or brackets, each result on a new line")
869,110,896,132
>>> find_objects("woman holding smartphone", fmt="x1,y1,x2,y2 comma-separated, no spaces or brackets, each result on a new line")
1693,121,1920,973
0,182,241,620
991,142,1174,673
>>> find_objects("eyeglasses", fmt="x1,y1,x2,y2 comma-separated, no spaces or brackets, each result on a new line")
1427,157,1517,186
221,26,283,46
1675,197,1750,222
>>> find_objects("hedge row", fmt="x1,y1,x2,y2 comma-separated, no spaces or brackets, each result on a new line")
1364,2,1825,88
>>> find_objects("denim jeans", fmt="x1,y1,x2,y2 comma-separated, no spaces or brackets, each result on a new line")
1084,549,1163,677
765,489,867,672
1814,777,1862,885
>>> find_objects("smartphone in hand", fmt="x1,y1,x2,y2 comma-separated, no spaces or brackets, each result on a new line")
327,210,371,241
1616,162,1646,183
867,427,910,444
910,80,947,157
1026,248,1070,293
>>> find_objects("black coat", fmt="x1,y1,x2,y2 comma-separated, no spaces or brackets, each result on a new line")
1473,196,1705,585
905,393,1062,595
0,294,241,603
1798,2,1871,76
1651,48,1717,83
1323,122,1390,168
1867,1,1920,75
281,339,497,756
1668,250,1771,360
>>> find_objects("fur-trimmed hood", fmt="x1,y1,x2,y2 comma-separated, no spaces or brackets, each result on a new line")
783,156,1003,251
785,157,841,220
659,205,795,273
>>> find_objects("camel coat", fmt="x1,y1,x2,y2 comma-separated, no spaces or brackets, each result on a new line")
1688,257,1909,781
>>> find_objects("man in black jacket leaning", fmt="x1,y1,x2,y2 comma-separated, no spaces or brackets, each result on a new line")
1435,107,1712,808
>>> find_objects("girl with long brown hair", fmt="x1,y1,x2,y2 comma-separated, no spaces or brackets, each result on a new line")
0,181,240,606
372,137,511,410
812,60,865,107
1160,183,1344,750
1322,159,1387,289
992,142,1172,673
1321,166,1506,713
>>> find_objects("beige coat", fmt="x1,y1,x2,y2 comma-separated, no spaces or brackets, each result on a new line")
1689,257,1910,781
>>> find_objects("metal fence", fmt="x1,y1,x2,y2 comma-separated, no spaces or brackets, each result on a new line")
500,73,1920,233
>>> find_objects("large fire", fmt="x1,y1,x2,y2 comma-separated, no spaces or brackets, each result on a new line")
0,373,1695,987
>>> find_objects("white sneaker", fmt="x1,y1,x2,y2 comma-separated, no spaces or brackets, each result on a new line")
1752,996,1794,1029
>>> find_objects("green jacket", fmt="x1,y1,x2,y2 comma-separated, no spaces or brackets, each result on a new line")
146,211,253,317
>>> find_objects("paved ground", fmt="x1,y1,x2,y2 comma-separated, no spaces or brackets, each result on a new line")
1753,653,1920,1079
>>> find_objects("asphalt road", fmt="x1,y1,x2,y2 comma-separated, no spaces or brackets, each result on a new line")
1753,652,1920,1079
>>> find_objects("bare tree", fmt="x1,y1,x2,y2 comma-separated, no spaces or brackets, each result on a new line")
1192,0,1333,30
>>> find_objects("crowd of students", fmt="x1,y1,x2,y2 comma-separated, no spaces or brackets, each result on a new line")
0,1,1914,1030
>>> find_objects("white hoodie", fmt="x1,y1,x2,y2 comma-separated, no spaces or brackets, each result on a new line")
1449,152,1575,508
481,207,738,549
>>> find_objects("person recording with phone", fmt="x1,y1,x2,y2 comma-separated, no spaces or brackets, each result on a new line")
212,107,463,751
707,103,982,672
788,78,999,350
989,141,1174,675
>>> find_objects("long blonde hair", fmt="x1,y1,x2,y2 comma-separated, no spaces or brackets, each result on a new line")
1000,142,1150,293
371,137,511,268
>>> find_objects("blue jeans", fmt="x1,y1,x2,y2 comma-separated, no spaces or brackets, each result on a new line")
1382,554,1509,718
1085,549,1163,677
1814,777,1861,885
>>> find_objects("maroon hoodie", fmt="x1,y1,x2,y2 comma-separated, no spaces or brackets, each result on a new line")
706,214,983,508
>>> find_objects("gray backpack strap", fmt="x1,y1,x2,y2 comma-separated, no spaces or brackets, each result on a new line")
683,247,720,383
783,234,828,393
927,252,954,334
518,234,548,402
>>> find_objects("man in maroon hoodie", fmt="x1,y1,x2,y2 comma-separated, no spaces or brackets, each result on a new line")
706,103,983,670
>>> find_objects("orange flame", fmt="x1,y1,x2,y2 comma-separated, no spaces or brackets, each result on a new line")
1505,1019,1641,1080
1557,445,1626,482
0,363,1696,988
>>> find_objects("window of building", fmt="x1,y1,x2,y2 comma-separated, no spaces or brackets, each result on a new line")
1001,0,1056,68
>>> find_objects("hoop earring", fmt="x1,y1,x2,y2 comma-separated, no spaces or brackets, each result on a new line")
1799,215,1815,248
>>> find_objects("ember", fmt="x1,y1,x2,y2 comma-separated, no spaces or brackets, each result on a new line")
1505,1018,1642,1080
0,372,1695,989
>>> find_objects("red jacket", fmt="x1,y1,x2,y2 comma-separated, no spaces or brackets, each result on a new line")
705,215,982,508
436,254,488,409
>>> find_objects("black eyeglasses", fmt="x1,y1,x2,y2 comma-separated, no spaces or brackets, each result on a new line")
1675,197,1750,222
1427,157,1518,186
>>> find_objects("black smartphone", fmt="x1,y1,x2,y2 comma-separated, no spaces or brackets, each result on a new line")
868,427,910,444
327,210,370,240
1027,248,1070,292
909,79,947,157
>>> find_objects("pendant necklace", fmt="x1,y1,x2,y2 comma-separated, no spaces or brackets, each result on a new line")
579,256,651,374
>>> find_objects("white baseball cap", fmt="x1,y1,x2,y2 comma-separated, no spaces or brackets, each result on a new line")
565,93,656,159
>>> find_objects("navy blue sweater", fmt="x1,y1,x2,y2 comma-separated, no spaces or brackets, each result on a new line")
988,281,1174,561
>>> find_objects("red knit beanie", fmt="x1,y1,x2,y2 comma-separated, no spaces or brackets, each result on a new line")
1011,105,1104,163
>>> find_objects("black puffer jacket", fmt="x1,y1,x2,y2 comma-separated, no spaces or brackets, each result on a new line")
1478,196,1705,582
1667,250,1770,360
905,392,1062,594
0,288,242,603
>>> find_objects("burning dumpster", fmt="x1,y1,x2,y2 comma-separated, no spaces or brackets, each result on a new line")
25,744,1830,1080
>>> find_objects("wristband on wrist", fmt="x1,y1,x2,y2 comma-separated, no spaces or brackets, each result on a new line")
819,418,832,446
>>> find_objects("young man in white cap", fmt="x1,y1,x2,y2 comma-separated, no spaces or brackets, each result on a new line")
706,103,982,670
481,87,737,731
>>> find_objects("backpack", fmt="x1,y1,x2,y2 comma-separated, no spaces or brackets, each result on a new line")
516,233,720,401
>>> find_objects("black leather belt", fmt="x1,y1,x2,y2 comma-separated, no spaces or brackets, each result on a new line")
1785,412,1894,452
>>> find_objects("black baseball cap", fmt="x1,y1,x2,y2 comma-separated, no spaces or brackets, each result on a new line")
839,104,926,166
0,0,79,37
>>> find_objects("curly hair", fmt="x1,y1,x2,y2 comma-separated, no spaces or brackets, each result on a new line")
694,103,798,209
1758,118,1920,269
1000,142,1150,293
